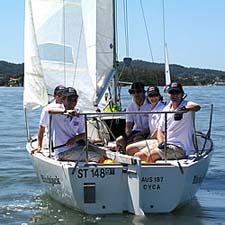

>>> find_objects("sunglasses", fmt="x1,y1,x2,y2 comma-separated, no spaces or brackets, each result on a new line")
67,96,78,102
168,90,182,95
148,93,159,97
128,90,143,95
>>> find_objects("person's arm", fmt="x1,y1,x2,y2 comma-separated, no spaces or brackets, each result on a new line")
185,102,201,112
31,126,45,154
157,129,164,144
37,126,45,149
150,128,158,139
125,121,133,136
48,107,65,114
48,107,80,117
66,133,85,146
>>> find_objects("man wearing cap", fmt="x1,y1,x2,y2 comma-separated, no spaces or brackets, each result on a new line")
126,86,165,157
48,87,103,162
32,85,65,154
115,82,151,152
145,82,201,163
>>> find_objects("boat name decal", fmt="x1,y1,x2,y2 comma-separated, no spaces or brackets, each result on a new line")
141,176,164,190
40,175,61,186
77,168,115,179
192,175,204,184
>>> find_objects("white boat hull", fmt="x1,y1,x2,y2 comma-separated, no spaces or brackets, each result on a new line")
27,134,213,215
24,0,214,215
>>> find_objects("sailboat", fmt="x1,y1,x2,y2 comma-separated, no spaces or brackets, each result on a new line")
24,0,213,215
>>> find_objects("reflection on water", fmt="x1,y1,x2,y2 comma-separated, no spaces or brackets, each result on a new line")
26,193,223,225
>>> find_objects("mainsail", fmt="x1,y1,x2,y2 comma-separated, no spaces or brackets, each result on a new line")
23,0,115,112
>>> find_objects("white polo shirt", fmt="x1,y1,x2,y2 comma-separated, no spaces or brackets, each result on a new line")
148,101,165,133
126,98,151,131
158,100,195,156
39,101,64,128
50,107,85,159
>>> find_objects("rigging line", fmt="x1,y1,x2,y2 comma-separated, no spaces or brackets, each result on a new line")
114,0,118,63
117,63,126,81
192,112,199,155
72,21,83,87
139,0,154,62
63,0,66,85
123,0,130,57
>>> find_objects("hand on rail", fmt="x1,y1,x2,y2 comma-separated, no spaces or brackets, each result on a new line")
64,109,80,118
158,142,165,150
179,106,189,112
174,106,188,121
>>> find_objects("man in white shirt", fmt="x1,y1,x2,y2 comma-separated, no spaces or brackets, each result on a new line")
32,85,65,154
49,87,103,162
144,82,201,163
115,82,151,152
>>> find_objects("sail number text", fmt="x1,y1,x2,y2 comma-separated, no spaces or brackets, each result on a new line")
77,168,115,179
141,176,164,190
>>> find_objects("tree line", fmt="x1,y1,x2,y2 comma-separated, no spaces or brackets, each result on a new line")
1,59,225,86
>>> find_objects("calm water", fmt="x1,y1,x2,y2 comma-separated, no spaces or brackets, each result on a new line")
0,86,225,225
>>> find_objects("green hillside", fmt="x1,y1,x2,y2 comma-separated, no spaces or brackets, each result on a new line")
118,60,225,86
0,61,24,86
1,59,225,86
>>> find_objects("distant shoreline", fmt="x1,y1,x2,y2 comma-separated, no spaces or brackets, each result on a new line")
1,59,225,86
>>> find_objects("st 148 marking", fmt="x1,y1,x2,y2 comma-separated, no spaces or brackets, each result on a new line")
77,168,115,179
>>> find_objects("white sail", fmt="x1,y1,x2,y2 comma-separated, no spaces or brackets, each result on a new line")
81,0,115,106
23,0,48,110
23,0,115,112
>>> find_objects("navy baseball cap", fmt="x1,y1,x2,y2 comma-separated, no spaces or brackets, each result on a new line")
54,85,65,95
147,86,160,96
63,87,79,97
128,82,145,94
167,82,184,94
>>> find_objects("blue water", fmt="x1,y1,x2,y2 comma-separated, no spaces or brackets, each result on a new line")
0,86,225,225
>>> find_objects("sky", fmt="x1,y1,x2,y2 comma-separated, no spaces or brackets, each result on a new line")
0,0,225,71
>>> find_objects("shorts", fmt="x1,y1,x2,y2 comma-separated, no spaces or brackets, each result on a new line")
135,139,158,151
140,142,186,160
139,139,158,154
158,144,186,160
58,144,103,162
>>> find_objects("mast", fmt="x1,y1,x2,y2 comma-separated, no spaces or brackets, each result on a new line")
113,0,117,69
164,43,171,86
162,0,171,86
112,0,118,106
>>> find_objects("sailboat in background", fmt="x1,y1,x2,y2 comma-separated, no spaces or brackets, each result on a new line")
24,0,214,215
